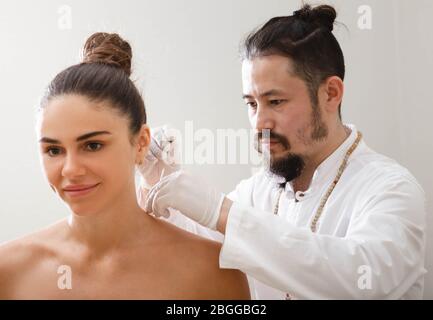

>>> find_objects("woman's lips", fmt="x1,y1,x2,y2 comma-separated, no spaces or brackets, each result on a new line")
63,183,100,198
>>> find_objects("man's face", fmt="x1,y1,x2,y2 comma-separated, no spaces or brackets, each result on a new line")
242,55,328,182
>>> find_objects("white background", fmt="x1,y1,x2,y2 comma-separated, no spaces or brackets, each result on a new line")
0,0,432,298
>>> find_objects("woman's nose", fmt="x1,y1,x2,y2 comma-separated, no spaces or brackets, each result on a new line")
61,153,86,178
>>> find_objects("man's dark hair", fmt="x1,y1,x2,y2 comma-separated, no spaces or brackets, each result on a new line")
241,4,345,120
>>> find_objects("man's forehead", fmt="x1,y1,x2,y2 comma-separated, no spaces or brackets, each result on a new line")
242,55,295,72
242,60,302,97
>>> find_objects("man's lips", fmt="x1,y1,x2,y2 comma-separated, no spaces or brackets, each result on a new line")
261,139,281,147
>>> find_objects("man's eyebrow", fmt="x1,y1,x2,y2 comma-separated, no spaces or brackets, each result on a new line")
242,90,285,99
39,131,112,144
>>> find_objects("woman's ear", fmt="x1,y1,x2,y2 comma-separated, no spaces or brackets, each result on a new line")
136,124,151,165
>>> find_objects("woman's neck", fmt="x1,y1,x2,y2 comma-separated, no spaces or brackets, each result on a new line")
66,187,152,255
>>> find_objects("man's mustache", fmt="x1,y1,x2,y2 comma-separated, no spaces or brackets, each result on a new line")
255,130,290,150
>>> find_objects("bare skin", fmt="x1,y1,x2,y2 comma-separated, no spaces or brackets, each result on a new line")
0,94,250,300
0,213,249,300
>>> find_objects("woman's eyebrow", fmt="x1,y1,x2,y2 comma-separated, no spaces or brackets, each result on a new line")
76,131,112,142
39,131,112,144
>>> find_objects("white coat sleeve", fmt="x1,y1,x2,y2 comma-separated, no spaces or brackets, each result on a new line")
219,177,426,299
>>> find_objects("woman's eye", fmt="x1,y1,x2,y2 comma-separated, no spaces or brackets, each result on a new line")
46,147,63,157
85,142,103,152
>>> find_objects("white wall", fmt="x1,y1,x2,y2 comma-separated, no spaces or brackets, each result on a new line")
0,0,432,298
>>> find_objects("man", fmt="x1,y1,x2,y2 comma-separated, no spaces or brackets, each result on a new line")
141,4,426,299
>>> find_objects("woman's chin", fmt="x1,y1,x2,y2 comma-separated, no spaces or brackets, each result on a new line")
67,203,102,217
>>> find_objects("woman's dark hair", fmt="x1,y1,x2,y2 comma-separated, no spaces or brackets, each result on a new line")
40,32,146,138
241,4,345,119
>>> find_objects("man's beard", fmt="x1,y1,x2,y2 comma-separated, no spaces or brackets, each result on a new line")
254,107,328,187
255,130,305,185
270,152,305,184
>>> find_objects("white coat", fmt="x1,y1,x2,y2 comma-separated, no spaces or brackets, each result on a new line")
165,125,426,299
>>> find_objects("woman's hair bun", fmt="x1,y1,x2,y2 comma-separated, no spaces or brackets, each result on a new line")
293,4,337,32
82,32,132,76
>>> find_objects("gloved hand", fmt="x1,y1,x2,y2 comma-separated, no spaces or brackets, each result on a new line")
137,125,180,189
144,170,225,230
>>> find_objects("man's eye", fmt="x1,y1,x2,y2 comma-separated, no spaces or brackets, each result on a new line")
270,99,285,106
45,147,63,157
85,142,103,152
246,101,257,108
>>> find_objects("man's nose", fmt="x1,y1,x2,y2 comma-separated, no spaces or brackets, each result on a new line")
254,104,274,132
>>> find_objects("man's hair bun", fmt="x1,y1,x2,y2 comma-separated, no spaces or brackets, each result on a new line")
293,4,337,32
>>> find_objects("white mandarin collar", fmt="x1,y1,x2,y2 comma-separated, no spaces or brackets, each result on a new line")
282,124,360,196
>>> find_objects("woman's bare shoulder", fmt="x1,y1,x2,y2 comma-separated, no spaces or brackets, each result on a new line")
189,240,251,300
0,219,67,297
152,218,251,299
0,219,67,253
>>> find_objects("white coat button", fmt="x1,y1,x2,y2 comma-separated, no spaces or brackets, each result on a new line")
295,191,305,201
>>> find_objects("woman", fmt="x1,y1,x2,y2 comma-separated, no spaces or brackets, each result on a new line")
0,33,250,299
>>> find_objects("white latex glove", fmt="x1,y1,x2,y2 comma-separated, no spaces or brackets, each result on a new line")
137,125,180,189
144,171,225,230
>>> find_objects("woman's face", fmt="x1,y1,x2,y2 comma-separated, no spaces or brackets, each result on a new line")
37,94,149,216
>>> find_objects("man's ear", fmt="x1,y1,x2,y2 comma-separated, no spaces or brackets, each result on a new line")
136,124,151,165
320,76,344,115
